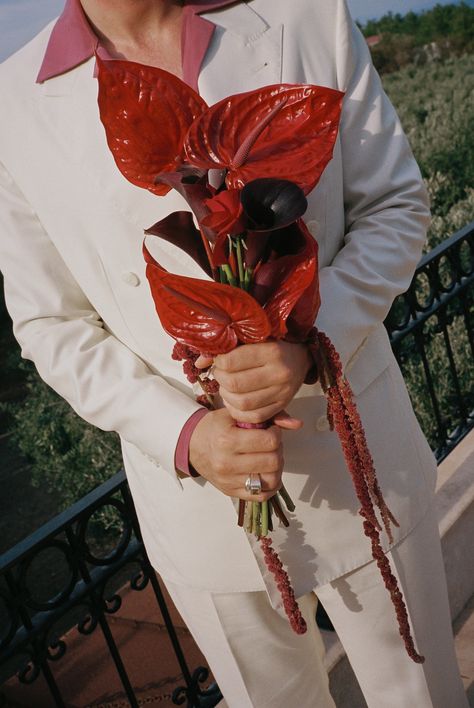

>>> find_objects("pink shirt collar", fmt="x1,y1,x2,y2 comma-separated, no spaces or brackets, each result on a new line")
36,0,239,90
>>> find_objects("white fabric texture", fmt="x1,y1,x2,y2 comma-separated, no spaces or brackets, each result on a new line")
318,505,468,708
165,582,335,708
165,506,467,707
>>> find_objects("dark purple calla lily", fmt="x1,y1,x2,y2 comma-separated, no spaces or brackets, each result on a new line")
145,212,213,278
154,168,213,225
241,179,308,231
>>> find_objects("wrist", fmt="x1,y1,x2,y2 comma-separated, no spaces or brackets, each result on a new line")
175,408,209,477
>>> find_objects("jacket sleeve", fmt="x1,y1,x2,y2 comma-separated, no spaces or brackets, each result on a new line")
314,0,430,370
0,159,203,486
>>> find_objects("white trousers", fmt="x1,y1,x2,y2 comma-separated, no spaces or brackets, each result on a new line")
164,506,468,708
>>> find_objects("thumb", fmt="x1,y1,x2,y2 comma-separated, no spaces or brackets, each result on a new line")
273,410,304,430
195,354,214,369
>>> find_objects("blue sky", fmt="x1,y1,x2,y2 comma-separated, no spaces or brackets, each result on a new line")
0,0,469,63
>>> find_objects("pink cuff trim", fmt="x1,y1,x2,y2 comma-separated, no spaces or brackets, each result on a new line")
174,408,209,477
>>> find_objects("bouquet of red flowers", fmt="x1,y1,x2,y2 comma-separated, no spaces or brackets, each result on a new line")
97,57,424,662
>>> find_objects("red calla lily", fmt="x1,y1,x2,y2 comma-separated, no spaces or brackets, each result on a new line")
261,220,319,339
185,84,344,194
143,244,271,354
97,57,207,195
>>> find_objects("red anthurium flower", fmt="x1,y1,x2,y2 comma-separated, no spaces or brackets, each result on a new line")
185,84,344,194
143,243,272,354
97,56,208,196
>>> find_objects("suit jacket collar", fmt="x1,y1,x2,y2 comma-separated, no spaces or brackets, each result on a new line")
36,0,251,86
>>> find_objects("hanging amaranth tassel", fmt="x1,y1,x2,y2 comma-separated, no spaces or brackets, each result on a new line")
308,328,424,664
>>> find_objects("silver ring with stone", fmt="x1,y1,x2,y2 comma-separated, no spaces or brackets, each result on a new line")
245,473,262,495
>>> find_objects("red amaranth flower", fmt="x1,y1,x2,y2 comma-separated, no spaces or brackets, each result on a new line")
312,328,424,664
196,394,214,410
172,341,199,362
260,536,307,635
201,377,220,395
182,358,199,384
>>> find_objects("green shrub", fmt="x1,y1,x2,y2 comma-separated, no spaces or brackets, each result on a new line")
362,3,474,57
371,34,418,74
2,360,123,532
382,54,474,246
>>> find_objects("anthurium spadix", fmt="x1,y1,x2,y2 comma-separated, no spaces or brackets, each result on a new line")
185,84,344,194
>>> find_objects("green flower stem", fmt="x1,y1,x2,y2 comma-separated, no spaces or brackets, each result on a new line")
234,237,245,288
221,264,238,286
244,266,253,292
252,501,259,536
270,495,290,527
245,501,253,533
261,500,269,537
279,484,296,513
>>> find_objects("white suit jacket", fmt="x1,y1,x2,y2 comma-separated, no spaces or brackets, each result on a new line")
0,0,437,601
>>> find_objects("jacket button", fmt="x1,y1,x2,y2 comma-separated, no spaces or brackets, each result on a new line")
316,415,330,432
307,220,319,236
121,271,140,287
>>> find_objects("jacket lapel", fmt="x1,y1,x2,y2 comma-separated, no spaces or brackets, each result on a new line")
198,2,282,103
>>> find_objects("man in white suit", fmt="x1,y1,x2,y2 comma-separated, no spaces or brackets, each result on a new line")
0,0,468,706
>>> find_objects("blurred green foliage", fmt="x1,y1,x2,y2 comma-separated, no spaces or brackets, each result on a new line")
383,52,474,452
361,2,474,72
383,54,474,246
1,354,123,529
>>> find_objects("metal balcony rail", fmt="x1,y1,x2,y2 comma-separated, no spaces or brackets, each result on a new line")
0,221,473,707
385,220,474,461
0,473,222,708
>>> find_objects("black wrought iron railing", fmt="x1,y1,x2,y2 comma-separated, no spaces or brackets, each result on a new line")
385,220,474,461
0,222,473,707
0,473,222,708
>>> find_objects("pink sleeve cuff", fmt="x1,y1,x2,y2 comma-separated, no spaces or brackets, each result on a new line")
174,408,210,477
